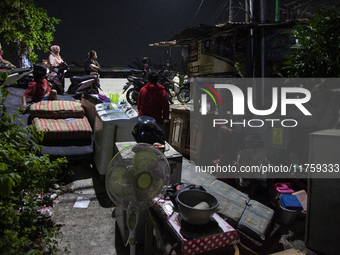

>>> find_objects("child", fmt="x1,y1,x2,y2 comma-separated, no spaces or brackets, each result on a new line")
41,59,50,74
21,64,57,110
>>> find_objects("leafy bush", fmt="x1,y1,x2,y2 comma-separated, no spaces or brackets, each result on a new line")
281,8,340,78
0,86,68,254
0,0,61,63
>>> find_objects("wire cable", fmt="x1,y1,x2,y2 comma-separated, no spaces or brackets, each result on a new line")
211,0,229,23
190,0,205,26
211,0,229,25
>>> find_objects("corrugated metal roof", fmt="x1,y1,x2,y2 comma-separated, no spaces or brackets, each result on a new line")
162,21,294,46
170,24,221,44
149,1,339,47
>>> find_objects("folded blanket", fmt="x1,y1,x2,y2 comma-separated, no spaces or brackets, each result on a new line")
30,100,85,119
32,116,92,142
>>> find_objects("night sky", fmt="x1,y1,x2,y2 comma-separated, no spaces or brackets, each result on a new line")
35,0,229,68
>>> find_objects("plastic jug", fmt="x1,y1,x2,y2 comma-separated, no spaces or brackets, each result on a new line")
110,93,119,104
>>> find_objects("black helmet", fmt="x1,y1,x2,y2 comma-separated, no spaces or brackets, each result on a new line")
132,119,165,145
142,57,149,64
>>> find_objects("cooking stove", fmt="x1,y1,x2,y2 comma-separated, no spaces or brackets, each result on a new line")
177,215,223,240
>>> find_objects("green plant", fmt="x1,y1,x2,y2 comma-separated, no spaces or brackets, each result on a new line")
280,8,340,78
0,0,61,63
234,62,244,78
0,85,69,254
0,72,9,84
179,74,185,86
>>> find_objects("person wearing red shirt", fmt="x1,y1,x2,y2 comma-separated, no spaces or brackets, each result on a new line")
21,64,57,110
137,72,169,125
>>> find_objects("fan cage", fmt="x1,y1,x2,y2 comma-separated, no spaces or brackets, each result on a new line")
106,143,170,211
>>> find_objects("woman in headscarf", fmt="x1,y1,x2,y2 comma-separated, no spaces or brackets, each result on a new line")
48,45,63,71
48,45,66,94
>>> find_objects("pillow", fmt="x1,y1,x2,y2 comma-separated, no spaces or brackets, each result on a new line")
30,100,85,119
32,117,92,141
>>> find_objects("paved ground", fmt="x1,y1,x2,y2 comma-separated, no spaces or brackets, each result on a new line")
51,164,116,255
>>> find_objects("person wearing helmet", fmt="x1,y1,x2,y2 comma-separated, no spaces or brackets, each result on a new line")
141,56,151,77
137,71,169,125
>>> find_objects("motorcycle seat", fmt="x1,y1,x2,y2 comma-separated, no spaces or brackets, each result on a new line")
129,76,145,82
70,75,96,85
130,76,141,81
11,68,32,74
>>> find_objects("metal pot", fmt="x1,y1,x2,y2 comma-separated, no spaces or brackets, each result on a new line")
176,189,219,225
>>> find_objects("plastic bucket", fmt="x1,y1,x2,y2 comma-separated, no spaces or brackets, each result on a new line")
110,93,119,104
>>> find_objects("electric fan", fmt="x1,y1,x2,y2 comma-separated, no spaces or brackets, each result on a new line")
105,143,170,255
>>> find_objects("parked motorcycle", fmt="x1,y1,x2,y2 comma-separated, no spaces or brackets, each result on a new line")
1,67,33,87
122,75,148,105
177,75,190,103
123,71,174,105
164,81,174,105
158,72,174,105
67,73,101,99
47,62,69,94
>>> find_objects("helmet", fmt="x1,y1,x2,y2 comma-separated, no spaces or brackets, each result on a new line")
142,57,149,64
183,75,189,84
132,119,165,145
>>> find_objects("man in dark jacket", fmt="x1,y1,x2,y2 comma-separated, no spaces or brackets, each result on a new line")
137,72,169,124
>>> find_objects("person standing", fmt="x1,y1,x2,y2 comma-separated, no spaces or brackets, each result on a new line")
141,56,151,78
84,50,100,74
137,72,169,125
172,72,180,99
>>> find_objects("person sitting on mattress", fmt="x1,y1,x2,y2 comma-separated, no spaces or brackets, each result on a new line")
21,64,57,111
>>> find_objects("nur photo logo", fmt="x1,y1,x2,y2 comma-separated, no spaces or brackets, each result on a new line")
199,83,223,115
198,79,312,128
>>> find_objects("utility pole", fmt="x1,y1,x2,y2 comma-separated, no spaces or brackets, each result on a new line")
245,0,249,22
275,0,280,22
229,0,234,22
260,0,266,107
